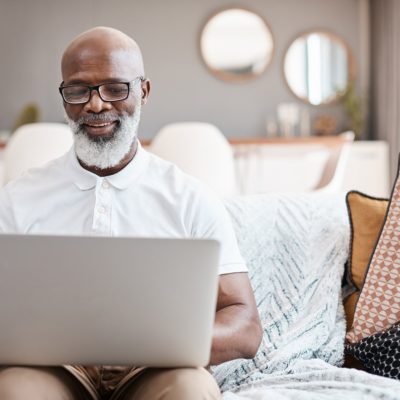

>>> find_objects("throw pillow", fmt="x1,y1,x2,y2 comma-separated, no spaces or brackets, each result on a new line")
346,170,400,344
345,322,400,380
344,191,388,330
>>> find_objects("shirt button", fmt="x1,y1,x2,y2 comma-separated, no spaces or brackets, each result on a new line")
102,180,110,189
98,206,106,214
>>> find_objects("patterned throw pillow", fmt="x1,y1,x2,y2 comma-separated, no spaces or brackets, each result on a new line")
346,164,400,344
345,322,400,380
344,191,388,330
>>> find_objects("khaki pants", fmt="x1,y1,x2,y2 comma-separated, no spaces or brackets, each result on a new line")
0,365,222,400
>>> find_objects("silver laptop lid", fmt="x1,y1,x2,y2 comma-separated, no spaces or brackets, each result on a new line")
0,235,220,367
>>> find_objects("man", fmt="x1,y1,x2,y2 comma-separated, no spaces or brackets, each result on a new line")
0,27,262,400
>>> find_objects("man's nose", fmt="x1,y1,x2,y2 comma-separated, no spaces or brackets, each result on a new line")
83,89,113,113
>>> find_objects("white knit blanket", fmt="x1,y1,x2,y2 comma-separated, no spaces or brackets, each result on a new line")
223,359,400,400
212,193,400,400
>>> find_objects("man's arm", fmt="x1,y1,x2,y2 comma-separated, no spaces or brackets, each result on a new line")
210,272,263,366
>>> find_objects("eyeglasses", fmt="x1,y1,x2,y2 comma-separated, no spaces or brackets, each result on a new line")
59,76,145,105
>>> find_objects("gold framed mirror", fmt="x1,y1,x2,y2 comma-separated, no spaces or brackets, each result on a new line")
200,8,274,82
283,31,355,105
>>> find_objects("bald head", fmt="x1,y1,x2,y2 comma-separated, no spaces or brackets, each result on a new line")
61,27,144,82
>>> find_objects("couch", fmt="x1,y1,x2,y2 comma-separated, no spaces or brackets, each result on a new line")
212,192,400,400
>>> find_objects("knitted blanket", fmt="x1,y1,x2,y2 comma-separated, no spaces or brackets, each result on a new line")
213,193,400,399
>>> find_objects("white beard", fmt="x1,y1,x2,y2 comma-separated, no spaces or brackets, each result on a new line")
65,105,141,170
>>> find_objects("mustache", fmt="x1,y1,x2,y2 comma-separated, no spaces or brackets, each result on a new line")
75,114,122,125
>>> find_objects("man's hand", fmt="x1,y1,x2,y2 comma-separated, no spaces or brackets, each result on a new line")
210,272,262,366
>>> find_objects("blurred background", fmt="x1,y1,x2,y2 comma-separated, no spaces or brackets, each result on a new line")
0,0,398,197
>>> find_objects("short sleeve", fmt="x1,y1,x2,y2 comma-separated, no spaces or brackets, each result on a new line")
0,187,17,233
186,184,247,275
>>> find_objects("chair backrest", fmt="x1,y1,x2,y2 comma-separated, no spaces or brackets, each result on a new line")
4,122,73,183
232,132,355,194
149,122,237,197
234,144,330,194
314,131,355,192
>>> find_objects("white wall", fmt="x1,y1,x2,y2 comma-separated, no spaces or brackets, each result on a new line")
0,0,362,139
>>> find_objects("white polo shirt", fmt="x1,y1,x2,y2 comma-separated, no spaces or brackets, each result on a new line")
0,142,247,275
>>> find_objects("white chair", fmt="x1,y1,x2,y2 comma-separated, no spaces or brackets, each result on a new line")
3,122,73,184
313,131,355,193
233,131,355,194
149,122,237,197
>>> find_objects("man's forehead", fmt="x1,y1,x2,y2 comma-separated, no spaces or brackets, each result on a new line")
62,48,140,83
65,46,137,68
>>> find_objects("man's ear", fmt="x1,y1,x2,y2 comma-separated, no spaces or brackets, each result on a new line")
141,79,151,105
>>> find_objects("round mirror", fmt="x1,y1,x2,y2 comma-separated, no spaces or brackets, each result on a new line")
200,8,274,82
284,31,355,105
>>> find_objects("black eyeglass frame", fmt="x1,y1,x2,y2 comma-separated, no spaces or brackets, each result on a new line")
59,76,145,105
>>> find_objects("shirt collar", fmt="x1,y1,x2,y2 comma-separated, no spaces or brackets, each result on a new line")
68,140,150,191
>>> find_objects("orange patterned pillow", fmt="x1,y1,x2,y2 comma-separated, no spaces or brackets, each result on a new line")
344,192,388,330
346,171,400,344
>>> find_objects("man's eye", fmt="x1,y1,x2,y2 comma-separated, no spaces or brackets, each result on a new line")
103,84,128,95
65,87,88,97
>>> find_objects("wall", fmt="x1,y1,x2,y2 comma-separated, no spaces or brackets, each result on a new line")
0,0,362,139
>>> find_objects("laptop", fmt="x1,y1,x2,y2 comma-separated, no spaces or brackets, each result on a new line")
0,235,220,367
